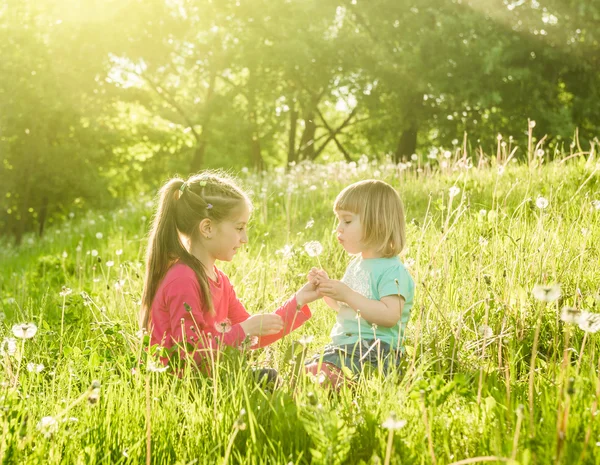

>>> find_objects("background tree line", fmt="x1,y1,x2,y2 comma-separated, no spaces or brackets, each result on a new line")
1,0,599,244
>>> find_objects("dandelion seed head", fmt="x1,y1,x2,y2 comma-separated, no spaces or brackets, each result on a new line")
59,286,72,297
448,186,461,198
304,241,324,257
577,312,600,333
36,416,58,438
96,232,103,240
12,323,38,339
532,284,561,302
382,412,407,430
536,196,549,209
560,306,581,324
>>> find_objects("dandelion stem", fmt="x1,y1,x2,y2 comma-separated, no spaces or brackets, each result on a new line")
528,310,543,437
59,294,66,354
383,429,395,465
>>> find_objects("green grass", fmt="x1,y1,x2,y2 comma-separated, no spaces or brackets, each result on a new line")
1,154,600,464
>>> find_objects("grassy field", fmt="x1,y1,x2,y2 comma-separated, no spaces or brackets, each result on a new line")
1,153,600,464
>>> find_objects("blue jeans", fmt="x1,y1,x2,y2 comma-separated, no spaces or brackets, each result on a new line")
305,339,402,378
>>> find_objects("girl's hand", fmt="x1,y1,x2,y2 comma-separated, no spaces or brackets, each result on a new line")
307,267,329,286
315,279,351,303
240,314,284,336
296,281,321,307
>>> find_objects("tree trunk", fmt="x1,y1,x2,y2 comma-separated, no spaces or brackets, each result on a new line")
287,98,298,165
298,109,316,161
38,195,49,237
189,138,207,173
394,122,418,163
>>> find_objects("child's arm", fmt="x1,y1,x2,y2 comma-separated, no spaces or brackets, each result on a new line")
323,296,340,311
316,278,404,327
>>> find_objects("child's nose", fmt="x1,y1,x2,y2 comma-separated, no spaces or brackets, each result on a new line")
240,232,248,243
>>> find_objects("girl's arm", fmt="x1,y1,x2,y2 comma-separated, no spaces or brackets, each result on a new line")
228,284,312,348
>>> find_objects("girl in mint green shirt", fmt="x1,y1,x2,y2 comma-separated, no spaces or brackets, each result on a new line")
305,179,415,388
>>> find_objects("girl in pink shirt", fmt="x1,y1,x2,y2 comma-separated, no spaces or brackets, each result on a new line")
140,172,319,379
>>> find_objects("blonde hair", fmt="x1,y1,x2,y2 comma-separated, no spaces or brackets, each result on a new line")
334,179,406,258
140,171,251,330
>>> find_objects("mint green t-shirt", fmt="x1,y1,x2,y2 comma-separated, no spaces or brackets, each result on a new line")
329,256,415,351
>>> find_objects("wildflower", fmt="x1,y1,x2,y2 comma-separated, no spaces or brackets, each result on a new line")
304,241,324,257
592,200,600,210
147,360,169,373
216,319,232,334
529,120,536,128
536,149,544,158
478,325,493,338
560,306,581,324
404,258,415,268
498,165,505,175
36,416,59,438
532,284,561,303
106,261,114,268
91,250,98,257
355,310,362,320
497,134,502,141
536,196,549,209
27,363,45,373
96,232,103,239
443,150,452,159
12,323,38,339
0,337,17,357
62,251,68,258
577,312,600,334
115,249,123,256
448,186,461,198
298,335,314,346
276,244,294,259
305,219,315,229
410,154,418,161
479,209,487,217
234,408,247,430
59,286,72,297
382,412,407,430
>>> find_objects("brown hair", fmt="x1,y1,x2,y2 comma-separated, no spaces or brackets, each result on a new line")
334,179,406,258
140,171,251,330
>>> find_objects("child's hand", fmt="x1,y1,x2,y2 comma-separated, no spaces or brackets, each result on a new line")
296,281,321,307
307,267,329,286
315,279,351,303
240,314,284,337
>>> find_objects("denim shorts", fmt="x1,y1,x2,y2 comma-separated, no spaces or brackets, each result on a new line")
305,339,402,378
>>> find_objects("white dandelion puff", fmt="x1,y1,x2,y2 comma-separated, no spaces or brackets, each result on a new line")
532,284,561,303
37,416,59,438
382,413,407,430
560,306,582,324
304,241,324,257
448,186,461,198
12,323,38,339
577,312,600,333
536,196,549,209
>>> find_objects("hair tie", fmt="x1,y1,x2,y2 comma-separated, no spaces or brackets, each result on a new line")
179,182,187,193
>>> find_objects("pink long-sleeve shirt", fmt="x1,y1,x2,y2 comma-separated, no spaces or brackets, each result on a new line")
149,262,311,370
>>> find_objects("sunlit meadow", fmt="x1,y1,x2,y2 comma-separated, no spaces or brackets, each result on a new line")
2,147,600,464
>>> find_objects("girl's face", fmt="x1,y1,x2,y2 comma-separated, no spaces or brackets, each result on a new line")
334,209,364,255
207,203,250,262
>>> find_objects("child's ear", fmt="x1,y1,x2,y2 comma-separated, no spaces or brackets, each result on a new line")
198,218,213,238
